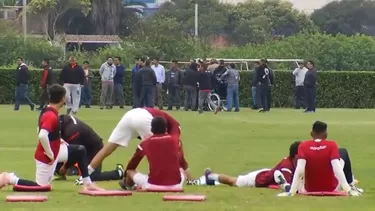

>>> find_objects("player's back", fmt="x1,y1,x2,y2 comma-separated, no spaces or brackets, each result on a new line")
255,157,294,187
144,108,180,136
141,134,182,186
299,140,338,192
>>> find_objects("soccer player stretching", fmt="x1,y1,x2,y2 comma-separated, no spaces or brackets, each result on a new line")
278,121,361,197
0,84,102,191
122,117,185,190
204,141,301,192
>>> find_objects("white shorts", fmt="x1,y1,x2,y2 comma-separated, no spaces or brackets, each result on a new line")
35,159,58,186
108,108,153,147
236,168,270,187
133,169,185,189
56,143,68,163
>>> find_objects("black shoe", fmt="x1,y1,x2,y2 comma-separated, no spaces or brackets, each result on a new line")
30,104,35,111
100,107,104,110
85,105,91,108
120,106,124,109
167,108,172,111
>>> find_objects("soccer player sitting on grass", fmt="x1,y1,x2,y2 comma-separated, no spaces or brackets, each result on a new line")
87,107,193,181
0,84,103,191
204,141,301,192
120,117,187,190
278,121,362,197
53,114,124,183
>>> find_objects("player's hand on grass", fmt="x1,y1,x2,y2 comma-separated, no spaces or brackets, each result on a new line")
277,192,294,197
44,152,54,165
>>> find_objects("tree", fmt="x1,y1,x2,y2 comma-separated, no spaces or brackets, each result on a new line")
28,0,91,40
311,0,375,36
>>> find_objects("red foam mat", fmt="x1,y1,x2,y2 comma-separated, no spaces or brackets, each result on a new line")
299,191,348,197
6,195,47,202
79,190,132,196
137,186,184,193
268,185,280,190
163,194,206,202
13,185,52,192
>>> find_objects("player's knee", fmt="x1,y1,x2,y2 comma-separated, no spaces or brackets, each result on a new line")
126,170,136,178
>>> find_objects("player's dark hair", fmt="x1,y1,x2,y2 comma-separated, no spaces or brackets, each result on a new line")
145,59,151,67
307,60,315,67
43,59,49,64
83,61,89,64
49,84,66,104
17,56,23,61
312,121,327,133
229,63,235,69
172,60,178,64
151,117,167,134
289,141,301,159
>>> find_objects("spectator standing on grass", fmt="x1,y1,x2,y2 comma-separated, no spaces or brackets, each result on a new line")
220,63,240,112
131,58,144,108
80,61,93,108
99,57,116,110
292,61,308,109
14,57,35,111
166,60,183,111
60,56,84,114
135,59,157,108
251,61,260,109
183,62,199,111
255,59,272,113
266,62,274,110
304,61,318,113
113,57,125,109
197,63,214,114
151,58,165,110
37,59,54,110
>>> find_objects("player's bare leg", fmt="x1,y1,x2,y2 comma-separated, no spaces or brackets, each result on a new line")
204,168,237,186
88,143,119,174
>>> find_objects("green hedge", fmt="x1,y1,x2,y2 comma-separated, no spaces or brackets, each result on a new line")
2,68,375,108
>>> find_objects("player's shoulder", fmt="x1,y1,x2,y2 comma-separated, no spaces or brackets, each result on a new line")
324,140,338,147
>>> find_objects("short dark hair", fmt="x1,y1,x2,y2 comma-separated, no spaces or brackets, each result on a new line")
17,57,23,61
172,60,178,64
115,57,121,61
312,121,327,134
107,56,113,59
307,60,315,67
260,58,268,64
43,59,49,64
48,84,66,104
140,58,146,62
83,61,89,64
153,57,160,61
229,63,235,69
145,59,151,66
289,141,301,159
219,59,225,65
254,61,260,65
298,61,304,65
151,117,167,134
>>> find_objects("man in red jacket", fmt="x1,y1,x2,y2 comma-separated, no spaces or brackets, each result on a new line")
37,59,54,110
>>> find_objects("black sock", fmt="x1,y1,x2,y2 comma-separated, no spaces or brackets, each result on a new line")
17,179,39,186
55,162,64,175
339,148,353,184
90,170,122,181
68,144,90,178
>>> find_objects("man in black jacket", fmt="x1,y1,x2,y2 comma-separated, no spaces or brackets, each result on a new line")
54,114,124,183
14,57,35,111
60,56,85,115
184,62,199,111
134,59,157,108
255,59,273,112
197,63,215,114
304,61,318,113
251,61,260,109
37,59,54,110
166,60,183,110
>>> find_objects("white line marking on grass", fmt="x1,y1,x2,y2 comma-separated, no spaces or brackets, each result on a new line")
0,147,34,151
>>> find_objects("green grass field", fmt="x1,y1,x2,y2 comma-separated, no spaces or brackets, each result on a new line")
1,105,375,211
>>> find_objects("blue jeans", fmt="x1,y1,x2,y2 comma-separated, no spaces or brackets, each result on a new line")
226,85,239,111
14,83,34,110
80,85,92,106
251,86,257,107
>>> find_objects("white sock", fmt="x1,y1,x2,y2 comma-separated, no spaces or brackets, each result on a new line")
82,176,92,185
207,173,219,181
118,170,123,178
8,173,19,185
88,165,94,175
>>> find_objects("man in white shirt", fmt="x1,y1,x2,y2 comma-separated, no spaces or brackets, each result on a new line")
292,62,308,109
151,58,166,110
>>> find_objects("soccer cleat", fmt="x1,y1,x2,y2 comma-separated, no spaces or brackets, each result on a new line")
350,184,364,194
118,180,136,190
75,177,83,186
116,164,124,178
204,168,215,186
274,173,291,192
258,108,265,113
53,173,67,181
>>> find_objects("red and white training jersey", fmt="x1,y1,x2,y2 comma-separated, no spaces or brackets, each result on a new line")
255,157,295,187
298,139,340,192
34,107,61,164
144,108,181,138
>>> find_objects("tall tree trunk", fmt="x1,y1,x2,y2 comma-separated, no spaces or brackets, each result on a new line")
90,0,122,35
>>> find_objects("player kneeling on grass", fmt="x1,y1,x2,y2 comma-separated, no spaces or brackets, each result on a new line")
278,121,362,197
0,85,103,191
53,114,124,183
204,141,301,192
87,108,193,181
120,117,186,190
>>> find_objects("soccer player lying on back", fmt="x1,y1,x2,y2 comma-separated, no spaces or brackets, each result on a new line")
54,114,124,183
87,107,193,181
0,85,102,191
120,117,187,190
278,121,362,197
203,141,301,192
